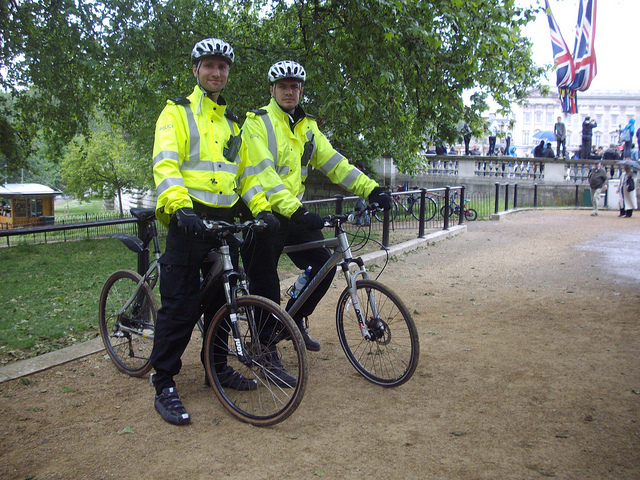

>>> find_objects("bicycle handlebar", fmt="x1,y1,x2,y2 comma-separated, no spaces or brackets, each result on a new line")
201,218,268,235
322,203,382,226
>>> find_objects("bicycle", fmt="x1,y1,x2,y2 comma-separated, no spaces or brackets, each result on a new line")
99,209,308,426
283,204,420,387
440,192,478,221
373,186,437,223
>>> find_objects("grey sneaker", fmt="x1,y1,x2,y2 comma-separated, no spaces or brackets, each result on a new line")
154,387,190,425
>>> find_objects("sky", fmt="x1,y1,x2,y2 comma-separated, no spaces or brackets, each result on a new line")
520,0,639,93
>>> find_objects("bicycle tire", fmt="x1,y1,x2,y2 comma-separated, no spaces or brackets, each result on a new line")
374,198,398,222
203,296,307,426
412,196,437,221
464,208,478,221
336,279,419,387
98,269,157,377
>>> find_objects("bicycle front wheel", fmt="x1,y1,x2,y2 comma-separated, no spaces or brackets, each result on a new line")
203,296,307,426
98,270,157,377
336,280,419,387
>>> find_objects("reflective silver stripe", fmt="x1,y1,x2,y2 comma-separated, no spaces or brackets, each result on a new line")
261,114,278,164
318,152,345,174
340,167,361,189
153,150,179,166
188,188,238,206
243,158,271,177
265,183,287,199
180,161,238,174
276,164,290,176
157,177,185,196
241,184,263,204
182,105,201,168
301,166,308,177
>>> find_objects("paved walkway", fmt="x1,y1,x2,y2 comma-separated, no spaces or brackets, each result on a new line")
0,224,466,383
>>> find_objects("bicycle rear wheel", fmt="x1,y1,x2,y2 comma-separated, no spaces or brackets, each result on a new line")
98,270,157,377
336,280,419,387
203,296,307,426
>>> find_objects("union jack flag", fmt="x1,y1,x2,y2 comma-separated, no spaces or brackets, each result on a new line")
570,0,597,91
545,0,574,88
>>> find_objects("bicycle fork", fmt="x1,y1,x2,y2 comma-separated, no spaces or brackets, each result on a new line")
341,263,379,341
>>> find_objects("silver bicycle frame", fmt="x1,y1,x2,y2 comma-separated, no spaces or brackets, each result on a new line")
282,227,375,339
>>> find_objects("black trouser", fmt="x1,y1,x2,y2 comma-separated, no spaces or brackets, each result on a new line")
581,137,592,159
150,220,237,393
242,213,335,341
463,135,470,155
556,139,566,158
488,136,496,155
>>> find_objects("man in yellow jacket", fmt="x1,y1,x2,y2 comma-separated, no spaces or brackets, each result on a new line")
241,60,391,378
150,38,279,425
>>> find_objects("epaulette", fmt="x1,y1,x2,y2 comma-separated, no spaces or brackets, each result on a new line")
169,96,190,105
250,109,268,115
224,109,240,123
306,113,317,120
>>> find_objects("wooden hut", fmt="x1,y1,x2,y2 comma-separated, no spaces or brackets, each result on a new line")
0,183,62,228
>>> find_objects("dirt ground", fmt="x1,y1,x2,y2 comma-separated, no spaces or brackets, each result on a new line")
1,209,639,480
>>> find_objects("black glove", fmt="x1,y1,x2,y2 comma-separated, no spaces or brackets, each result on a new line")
256,211,280,233
173,207,205,236
290,206,325,231
368,186,392,211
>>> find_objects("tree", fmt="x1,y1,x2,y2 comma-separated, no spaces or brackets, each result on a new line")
61,130,152,215
3,0,546,180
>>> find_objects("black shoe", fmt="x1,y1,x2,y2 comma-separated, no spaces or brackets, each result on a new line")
214,365,257,391
297,318,321,352
154,387,190,425
262,346,297,388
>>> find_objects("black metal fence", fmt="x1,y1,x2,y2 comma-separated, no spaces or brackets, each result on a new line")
0,183,596,248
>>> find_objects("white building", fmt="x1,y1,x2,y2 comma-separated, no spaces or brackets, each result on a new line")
484,88,640,157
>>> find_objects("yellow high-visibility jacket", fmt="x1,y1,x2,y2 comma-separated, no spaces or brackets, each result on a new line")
242,98,379,218
153,87,271,227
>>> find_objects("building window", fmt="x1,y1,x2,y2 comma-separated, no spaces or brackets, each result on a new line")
611,115,618,126
535,112,542,124
594,134,601,147
524,113,531,124
523,132,530,145
547,113,553,124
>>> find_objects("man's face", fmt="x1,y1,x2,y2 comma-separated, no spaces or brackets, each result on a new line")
557,117,562,122
270,79,303,113
193,56,230,94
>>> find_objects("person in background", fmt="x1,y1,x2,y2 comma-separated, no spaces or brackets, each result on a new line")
149,38,279,425
461,122,471,155
554,116,566,159
587,160,608,216
542,142,555,158
240,60,391,375
581,116,597,160
533,140,545,158
620,118,635,159
617,164,637,217
630,143,638,161
487,122,498,156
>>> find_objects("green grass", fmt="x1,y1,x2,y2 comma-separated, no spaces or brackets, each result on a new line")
55,197,108,216
0,237,137,364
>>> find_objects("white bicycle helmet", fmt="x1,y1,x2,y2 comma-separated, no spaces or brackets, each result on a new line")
268,60,306,83
191,38,235,65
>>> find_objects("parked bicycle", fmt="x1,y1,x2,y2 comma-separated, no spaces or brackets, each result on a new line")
440,191,478,221
283,204,420,387
374,185,437,223
98,208,307,426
